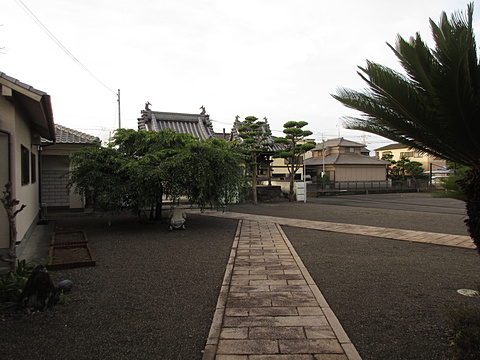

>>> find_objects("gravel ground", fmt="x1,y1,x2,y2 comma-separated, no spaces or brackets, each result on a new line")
0,212,237,360
1,193,478,360
284,227,480,360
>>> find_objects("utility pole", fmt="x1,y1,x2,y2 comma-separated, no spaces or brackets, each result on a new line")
117,89,121,129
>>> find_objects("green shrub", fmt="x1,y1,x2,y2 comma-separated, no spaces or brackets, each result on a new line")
0,260,34,313
448,304,480,359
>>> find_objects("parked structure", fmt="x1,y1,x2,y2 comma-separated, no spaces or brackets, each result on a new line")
0,72,55,261
41,124,101,211
305,137,388,182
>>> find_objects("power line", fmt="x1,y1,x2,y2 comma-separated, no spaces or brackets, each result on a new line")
14,0,117,96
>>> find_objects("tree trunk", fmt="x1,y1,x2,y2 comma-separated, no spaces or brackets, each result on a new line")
289,160,295,202
155,185,163,221
252,164,258,205
457,167,480,253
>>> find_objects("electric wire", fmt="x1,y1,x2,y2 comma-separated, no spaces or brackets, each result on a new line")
14,0,117,96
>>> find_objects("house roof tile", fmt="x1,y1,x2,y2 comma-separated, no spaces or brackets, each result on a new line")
374,143,406,151
42,124,101,144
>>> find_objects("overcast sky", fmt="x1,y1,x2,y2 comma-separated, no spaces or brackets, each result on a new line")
1,0,476,150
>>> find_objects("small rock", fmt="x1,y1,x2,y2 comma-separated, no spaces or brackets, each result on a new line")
56,280,73,293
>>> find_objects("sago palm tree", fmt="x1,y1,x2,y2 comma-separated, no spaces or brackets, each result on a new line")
332,3,480,252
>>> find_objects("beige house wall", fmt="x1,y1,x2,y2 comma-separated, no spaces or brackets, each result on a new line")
334,166,386,182
377,148,446,172
0,96,40,249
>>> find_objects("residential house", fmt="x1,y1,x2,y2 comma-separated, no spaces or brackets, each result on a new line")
41,124,101,211
305,137,388,182
0,72,55,261
374,143,447,174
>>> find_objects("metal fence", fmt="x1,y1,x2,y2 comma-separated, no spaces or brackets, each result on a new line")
308,179,433,194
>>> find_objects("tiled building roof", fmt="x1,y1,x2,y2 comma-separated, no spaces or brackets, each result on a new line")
0,72,48,96
374,143,406,151
0,72,55,140
137,107,216,139
43,124,101,144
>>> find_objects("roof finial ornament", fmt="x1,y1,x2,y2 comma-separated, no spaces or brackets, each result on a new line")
200,105,206,115
145,101,151,111
235,115,240,121
263,116,268,122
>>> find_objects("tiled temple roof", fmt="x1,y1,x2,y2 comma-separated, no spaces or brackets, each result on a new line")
137,106,216,139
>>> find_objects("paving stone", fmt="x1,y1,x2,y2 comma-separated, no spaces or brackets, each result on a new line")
304,327,336,339
225,308,249,316
249,291,292,299
313,355,348,360
272,298,319,307
275,315,328,327
267,273,304,280
249,326,306,340
220,327,249,339
297,307,324,316
227,298,272,308
223,316,276,327
270,285,311,292
250,279,288,286
229,292,250,298
279,339,344,354
216,356,249,360
217,339,279,354
230,285,271,292
249,307,299,316
250,355,314,360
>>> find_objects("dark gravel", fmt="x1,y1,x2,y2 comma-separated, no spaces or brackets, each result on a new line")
284,227,480,360
0,213,237,360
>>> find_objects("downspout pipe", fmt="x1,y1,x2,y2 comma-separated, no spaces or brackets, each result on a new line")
0,129,12,251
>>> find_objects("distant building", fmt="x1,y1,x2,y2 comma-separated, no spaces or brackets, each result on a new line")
374,143,446,172
137,105,216,139
305,137,388,182
41,124,101,210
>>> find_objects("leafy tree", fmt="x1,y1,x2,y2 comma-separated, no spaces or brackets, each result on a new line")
391,155,424,180
69,129,244,218
163,138,244,209
381,152,396,178
332,4,480,252
274,121,315,201
404,159,424,180
236,116,272,204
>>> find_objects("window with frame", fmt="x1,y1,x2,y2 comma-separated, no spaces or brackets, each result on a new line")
21,145,30,185
346,147,355,153
31,153,36,183
400,151,414,158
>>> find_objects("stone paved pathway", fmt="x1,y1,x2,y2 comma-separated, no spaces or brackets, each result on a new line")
188,210,474,250
202,219,361,360
193,209,475,359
